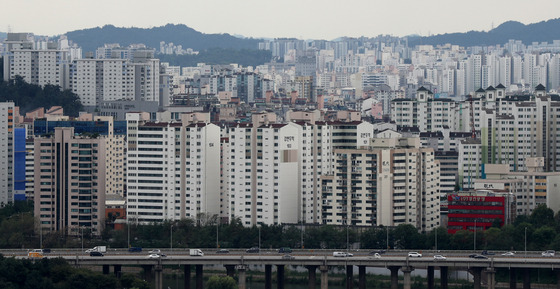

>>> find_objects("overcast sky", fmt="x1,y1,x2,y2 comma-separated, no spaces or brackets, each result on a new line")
3,0,560,40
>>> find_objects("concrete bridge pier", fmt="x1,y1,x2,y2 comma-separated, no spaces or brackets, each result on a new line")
389,266,399,289
485,268,496,289
277,265,285,289
238,265,247,289
346,265,353,289
142,265,152,284
265,264,272,289
523,268,531,289
183,265,191,289
154,264,163,289
306,265,317,289
195,265,203,289
509,268,517,289
469,267,483,289
358,266,366,289
225,265,235,277
320,265,329,289
401,266,414,289
427,266,434,289
113,264,121,278
440,267,448,289
102,265,110,275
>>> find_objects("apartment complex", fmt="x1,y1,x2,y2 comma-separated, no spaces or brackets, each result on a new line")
321,138,440,231
2,33,69,89
71,51,160,107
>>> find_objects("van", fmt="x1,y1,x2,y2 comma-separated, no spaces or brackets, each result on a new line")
28,249,44,259
542,250,555,257
333,251,353,257
190,249,204,256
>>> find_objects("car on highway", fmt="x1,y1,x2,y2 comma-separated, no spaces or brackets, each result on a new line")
501,251,515,256
128,247,142,252
470,254,488,259
433,255,446,260
408,252,422,257
369,249,386,255
90,251,104,257
149,249,161,254
278,247,292,254
542,250,555,257
333,252,353,257
282,254,295,260
147,253,166,258
246,247,260,253
481,250,495,256
370,253,381,259
216,249,230,254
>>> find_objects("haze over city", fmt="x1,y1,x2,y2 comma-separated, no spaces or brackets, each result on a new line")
4,0,560,39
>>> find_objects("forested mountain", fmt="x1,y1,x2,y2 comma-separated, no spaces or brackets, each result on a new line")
409,18,560,47
65,24,262,53
157,47,271,67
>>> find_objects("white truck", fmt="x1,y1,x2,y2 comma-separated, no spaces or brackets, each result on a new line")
189,249,204,256
85,246,107,253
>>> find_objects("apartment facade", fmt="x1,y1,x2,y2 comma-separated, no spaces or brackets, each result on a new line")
33,127,107,235
321,138,440,232
126,113,221,224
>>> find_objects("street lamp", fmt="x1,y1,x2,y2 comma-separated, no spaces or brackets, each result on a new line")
524,227,527,257
474,219,477,251
216,220,219,249
127,220,130,249
346,224,349,252
81,227,84,253
386,227,389,250
258,226,261,250
300,221,304,249
170,224,174,252
435,227,438,252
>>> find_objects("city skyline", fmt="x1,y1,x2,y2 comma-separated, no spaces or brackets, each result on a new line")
3,0,560,40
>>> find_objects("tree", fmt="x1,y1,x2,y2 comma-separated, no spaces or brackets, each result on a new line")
530,205,555,228
392,224,424,249
206,275,237,289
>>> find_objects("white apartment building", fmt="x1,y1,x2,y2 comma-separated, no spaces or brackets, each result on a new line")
321,137,440,232
71,51,160,107
126,113,221,224
2,33,69,89
0,102,14,206
226,122,300,226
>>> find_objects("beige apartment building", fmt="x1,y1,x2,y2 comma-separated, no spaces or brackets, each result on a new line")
33,125,124,236
321,137,440,232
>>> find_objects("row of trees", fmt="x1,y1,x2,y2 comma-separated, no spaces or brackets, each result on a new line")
0,256,149,289
2,201,560,252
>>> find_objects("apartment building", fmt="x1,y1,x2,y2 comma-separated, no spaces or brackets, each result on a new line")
33,127,108,235
70,51,160,107
320,137,440,231
473,159,560,216
0,102,14,206
2,33,69,89
126,112,221,224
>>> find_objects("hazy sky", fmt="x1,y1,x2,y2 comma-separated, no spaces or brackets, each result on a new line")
3,0,560,40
